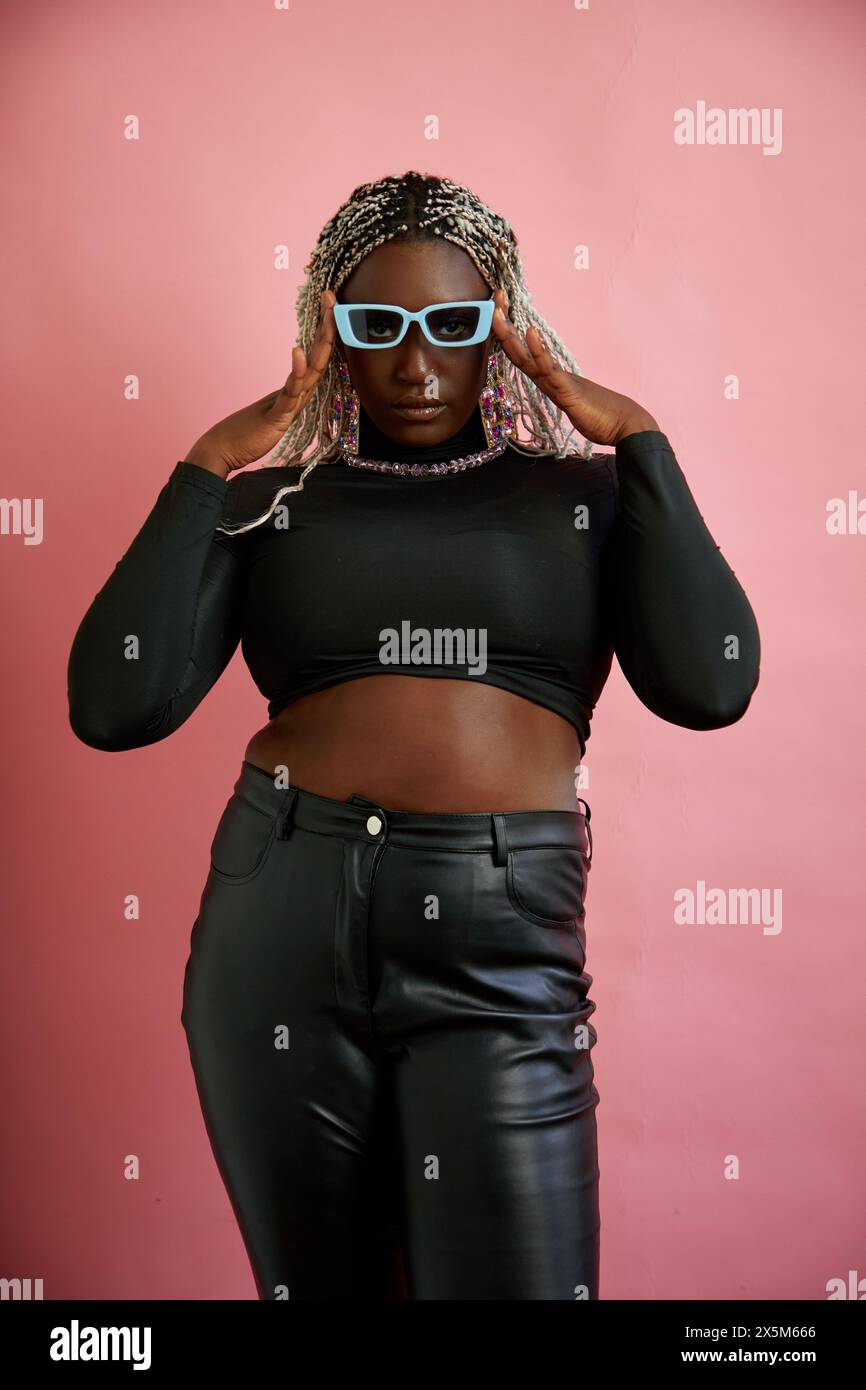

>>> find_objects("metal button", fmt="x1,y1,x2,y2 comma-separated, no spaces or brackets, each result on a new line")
366,814,383,836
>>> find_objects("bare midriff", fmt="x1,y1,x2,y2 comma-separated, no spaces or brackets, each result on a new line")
242,675,583,813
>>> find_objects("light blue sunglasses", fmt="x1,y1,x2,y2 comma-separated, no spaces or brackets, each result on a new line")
333,293,495,349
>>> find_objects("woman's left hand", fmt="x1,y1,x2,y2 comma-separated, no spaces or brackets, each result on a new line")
490,288,659,447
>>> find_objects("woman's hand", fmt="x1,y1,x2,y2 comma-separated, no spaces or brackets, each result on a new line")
490,288,659,448
185,290,338,475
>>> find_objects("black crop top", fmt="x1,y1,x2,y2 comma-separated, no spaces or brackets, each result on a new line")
66,430,761,757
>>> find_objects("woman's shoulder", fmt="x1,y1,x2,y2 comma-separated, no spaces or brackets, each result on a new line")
218,457,342,531
231,460,309,501
235,460,305,485
505,442,615,489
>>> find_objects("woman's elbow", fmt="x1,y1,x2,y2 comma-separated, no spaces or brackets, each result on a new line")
67,697,175,752
667,662,761,731
696,675,759,729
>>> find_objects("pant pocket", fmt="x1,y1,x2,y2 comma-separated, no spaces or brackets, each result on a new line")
208,792,282,884
506,844,588,935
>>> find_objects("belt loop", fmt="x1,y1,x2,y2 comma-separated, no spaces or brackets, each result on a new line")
277,786,299,839
576,797,592,864
491,813,509,867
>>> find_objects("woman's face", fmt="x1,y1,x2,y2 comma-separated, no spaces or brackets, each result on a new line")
336,238,494,447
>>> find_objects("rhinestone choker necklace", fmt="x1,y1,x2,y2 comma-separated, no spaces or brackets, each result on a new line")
339,403,509,479
345,438,508,478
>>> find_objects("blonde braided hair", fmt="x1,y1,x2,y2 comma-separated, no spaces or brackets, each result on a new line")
217,170,594,537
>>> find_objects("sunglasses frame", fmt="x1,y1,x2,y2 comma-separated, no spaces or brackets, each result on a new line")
332,293,496,349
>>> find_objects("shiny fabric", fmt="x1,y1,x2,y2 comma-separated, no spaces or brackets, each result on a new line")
181,760,600,1300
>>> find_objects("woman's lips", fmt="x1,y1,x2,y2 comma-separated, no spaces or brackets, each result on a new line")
391,403,446,421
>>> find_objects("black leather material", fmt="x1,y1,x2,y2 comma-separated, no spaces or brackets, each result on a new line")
182,760,600,1300
208,794,283,882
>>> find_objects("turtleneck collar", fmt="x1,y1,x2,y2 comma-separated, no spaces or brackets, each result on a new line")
352,401,489,464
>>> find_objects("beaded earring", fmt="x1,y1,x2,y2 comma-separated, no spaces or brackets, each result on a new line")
479,350,516,449
331,352,515,457
331,360,360,455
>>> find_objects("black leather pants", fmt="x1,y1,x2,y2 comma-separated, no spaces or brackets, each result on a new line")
181,760,600,1300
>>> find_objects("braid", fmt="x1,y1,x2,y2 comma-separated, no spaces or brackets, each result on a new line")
217,171,594,537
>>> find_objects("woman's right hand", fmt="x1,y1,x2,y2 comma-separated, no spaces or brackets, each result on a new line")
184,290,337,477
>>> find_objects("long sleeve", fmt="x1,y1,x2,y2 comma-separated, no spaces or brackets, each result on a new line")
67,461,247,752
599,430,760,731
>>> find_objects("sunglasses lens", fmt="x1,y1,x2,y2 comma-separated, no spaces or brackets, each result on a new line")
426,305,482,343
346,308,404,344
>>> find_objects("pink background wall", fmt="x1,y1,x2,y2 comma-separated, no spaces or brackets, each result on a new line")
3,0,864,1299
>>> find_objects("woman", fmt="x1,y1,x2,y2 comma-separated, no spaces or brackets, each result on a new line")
67,170,761,1301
